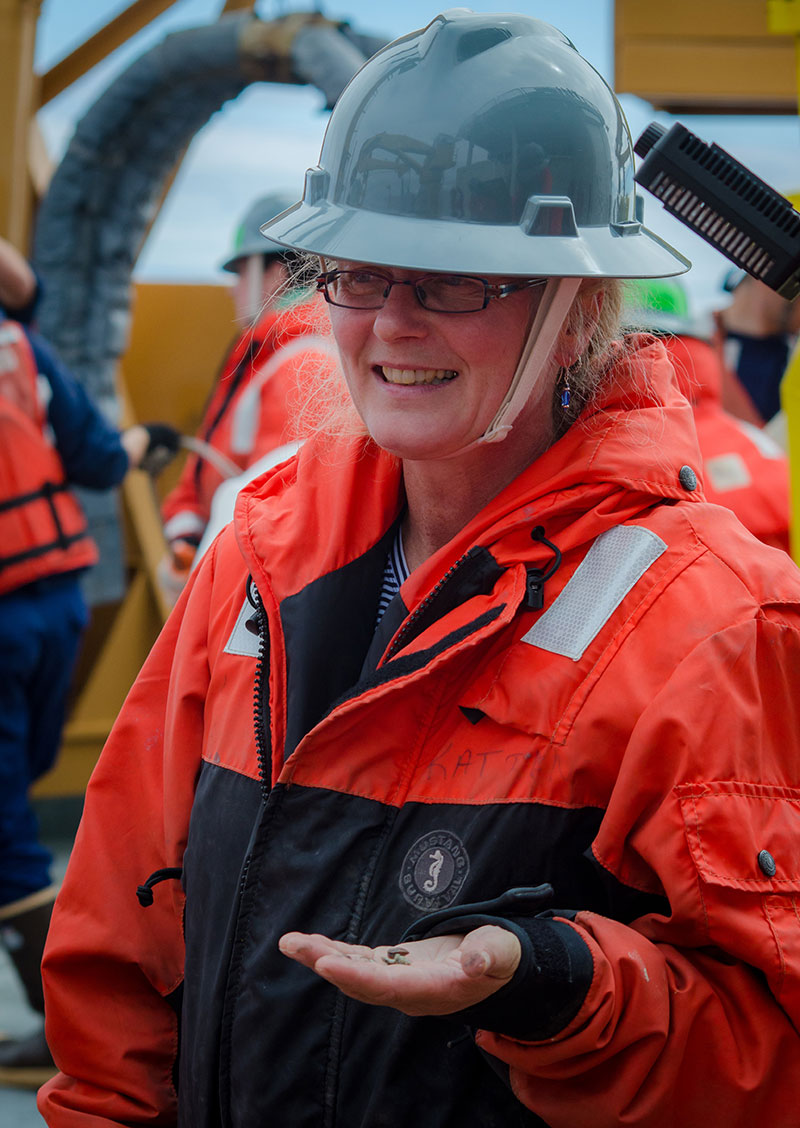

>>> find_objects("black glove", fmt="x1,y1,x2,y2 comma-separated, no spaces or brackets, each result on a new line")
140,422,182,476
402,886,593,1041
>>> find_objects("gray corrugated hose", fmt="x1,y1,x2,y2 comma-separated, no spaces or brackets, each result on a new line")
32,12,384,602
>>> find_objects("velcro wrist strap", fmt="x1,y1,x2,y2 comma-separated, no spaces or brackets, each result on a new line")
402,886,592,1042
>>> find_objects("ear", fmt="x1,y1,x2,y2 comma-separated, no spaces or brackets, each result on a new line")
553,286,605,368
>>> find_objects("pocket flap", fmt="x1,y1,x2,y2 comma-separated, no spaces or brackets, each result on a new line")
676,782,800,891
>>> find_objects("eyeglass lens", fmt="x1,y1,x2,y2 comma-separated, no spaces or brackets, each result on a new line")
326,271,488,312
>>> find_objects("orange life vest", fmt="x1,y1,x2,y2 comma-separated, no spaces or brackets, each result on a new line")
0,322,97,595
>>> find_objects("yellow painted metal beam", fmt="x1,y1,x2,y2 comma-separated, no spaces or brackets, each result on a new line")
619,1,784,37
767,0,800,115
617,40,798,113
38,0,179,106
27,116,53,198
768,1,800,560
117,375,173,623
615,0,799,113
33,571,165,797
768,0,800,34
0,0,43,247
781,347,800,564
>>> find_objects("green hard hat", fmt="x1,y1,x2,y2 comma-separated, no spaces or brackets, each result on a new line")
221,192,297,273
621,276,707,338
262,9,690,279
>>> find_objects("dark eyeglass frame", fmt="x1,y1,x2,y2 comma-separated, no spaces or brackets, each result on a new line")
315,268,547,313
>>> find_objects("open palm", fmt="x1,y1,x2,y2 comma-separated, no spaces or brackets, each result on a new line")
279,926,521,1016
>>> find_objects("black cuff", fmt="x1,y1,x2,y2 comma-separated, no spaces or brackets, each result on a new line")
456,915,592,1040
404,888,593,1042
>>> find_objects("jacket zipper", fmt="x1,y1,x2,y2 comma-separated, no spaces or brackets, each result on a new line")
382,550,474,663
237,854,252,898
218,581,272,1127
248,578,272,800
383,528,561,665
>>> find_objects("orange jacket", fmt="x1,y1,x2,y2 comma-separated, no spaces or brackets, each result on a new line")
40,338,800,1127
665,332,790,553
0,322,96,594
161,296,335,545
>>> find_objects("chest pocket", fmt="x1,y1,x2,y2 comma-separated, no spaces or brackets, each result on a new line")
677,781,800,1012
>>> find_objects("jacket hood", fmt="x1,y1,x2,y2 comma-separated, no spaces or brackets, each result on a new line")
235,336,704,606
660,333,723,409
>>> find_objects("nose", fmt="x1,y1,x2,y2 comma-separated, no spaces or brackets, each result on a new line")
371,280,429,341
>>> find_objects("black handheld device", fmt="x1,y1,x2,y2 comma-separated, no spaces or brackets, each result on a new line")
634,120,800,299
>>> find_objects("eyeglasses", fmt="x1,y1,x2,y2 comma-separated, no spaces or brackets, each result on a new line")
316,269,547,314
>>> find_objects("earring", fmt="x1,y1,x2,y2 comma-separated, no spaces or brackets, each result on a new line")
560,372,572,410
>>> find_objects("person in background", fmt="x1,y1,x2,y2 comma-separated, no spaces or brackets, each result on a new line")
159,192,336,600
625,277,791,554
714,253,800,425
39,12,800,1127
0,236,179,1089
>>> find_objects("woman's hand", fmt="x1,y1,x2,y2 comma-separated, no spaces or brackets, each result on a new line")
278,926,521,1016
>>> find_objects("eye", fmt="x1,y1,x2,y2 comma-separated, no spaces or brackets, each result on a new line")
419,274,486,311
339,270,386,292
425,274,473,291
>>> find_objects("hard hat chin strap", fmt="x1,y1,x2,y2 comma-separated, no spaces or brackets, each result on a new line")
478,276,582,445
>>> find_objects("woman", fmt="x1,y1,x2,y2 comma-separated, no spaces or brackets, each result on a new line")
39,12,800,1128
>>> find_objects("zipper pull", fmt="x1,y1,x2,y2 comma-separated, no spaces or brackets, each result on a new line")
525,526,562,610
525,568,546,610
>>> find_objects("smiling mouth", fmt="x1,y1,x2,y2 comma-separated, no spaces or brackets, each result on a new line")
379,366,458,386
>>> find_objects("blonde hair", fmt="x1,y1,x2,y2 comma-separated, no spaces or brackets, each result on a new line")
271,256,360,443
569,278,625,396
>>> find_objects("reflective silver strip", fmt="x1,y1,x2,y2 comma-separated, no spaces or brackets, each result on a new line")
230,334,336,456
521,525,667,661
224,597,261,657
705,452,751,492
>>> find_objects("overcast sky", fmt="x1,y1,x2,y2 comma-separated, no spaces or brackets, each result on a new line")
34,0,800,314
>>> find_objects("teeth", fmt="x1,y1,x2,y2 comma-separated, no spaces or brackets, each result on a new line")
381,367,457,385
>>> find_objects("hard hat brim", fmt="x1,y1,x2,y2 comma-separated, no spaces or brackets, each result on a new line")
263,201,690,279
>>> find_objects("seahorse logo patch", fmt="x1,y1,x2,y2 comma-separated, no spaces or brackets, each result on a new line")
399,830,469,911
